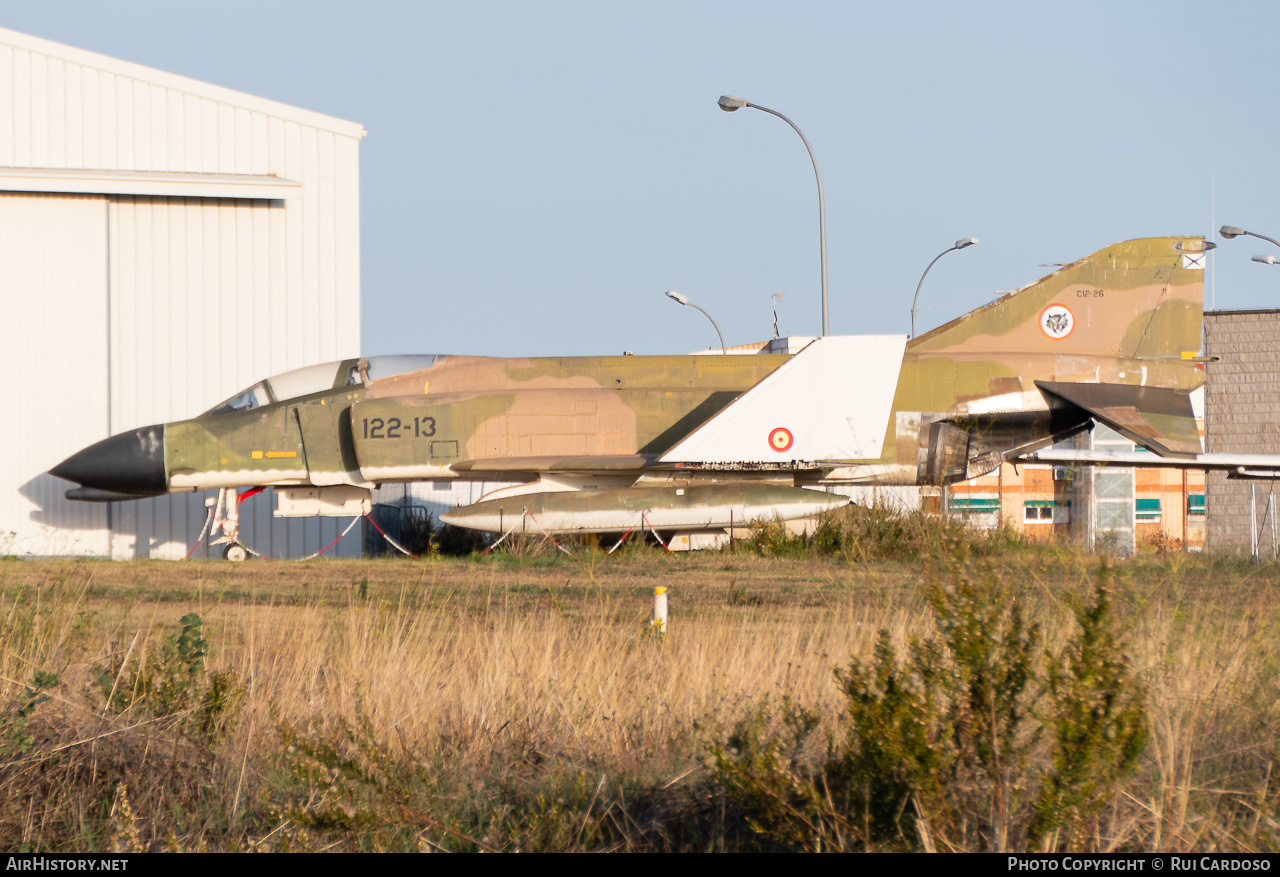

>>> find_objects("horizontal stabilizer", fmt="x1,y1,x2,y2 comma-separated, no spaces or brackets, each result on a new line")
1035,381,1201,456
1018,448,1280,479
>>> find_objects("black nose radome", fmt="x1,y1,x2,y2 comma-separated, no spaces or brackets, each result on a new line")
50,425,167,495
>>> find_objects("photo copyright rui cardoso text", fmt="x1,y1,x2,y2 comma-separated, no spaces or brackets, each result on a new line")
1008,858,1273,871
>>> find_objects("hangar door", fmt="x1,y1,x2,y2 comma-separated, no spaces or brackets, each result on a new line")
104,195,305,560
0,192,319,560
0,193,111,555
0,166,361,559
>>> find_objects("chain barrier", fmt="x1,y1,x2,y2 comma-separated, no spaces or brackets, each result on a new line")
641,510,670,551
180,508,215,560
362,512,420,559
606,525,635,555
296,514,363,560
523,511,571,555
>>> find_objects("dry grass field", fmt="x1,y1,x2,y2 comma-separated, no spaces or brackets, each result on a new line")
2,514,1280,852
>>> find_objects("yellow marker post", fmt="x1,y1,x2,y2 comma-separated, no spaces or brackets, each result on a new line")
652,586,668,634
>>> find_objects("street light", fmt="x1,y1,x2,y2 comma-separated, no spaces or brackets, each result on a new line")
665,291,727,355
910,238,979,338
1221,225,1280,249
718,94,829,336
1253,255,1278,265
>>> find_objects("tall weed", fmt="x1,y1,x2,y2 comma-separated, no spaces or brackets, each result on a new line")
712,540,1144,852
1030,564,1147,850
748,503,1028,563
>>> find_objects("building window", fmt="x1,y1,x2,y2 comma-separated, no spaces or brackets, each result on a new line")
1136,498,1162,522
1188,494,1206,517
1024,502,1054,523
949,496,1000,514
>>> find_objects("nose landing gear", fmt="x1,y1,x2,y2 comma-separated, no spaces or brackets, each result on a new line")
209,488,248,561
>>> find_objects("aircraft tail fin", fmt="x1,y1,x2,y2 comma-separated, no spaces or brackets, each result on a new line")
910,236,1207,389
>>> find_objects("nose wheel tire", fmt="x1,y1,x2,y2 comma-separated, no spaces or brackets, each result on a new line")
223,544,248,563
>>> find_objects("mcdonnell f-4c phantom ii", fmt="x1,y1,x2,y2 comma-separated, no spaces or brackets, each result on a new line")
51,236,1220,559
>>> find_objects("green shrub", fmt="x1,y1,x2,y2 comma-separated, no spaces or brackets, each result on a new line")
710,698,851,850
711,540,1146,852
399,507,436,557
0,670,59,758
1029,563,1148,851
747,503,1028,564
435,522,491,556
93,613,243,747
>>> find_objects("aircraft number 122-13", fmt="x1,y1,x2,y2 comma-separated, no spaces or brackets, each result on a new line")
362,417,436,439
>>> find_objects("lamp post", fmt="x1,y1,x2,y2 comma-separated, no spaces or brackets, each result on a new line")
1222,227,1280,273
1221,225,1280,250
910,238,979,338
666,291,727,355
718,95,829,336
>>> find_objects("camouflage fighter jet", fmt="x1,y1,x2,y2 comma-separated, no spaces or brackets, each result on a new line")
50,236,1213,558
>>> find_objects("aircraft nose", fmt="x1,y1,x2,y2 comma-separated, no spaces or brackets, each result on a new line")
50,425,167,495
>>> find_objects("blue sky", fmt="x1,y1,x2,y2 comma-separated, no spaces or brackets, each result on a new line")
7,1,1279,357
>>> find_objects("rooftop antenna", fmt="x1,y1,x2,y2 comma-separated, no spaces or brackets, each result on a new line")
771,292,785,339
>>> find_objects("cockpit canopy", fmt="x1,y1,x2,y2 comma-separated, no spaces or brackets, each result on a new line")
204,355,447,415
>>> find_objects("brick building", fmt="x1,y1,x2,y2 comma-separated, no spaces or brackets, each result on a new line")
1203,309,1280,554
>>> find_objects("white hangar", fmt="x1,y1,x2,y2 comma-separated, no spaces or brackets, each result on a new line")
0,27,366,559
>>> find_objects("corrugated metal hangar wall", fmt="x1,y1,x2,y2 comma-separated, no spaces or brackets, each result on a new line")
0,27,365,559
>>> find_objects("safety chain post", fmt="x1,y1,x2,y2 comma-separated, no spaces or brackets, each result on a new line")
651,586,668,634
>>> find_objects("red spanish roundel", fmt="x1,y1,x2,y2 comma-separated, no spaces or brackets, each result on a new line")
768,427,794,453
